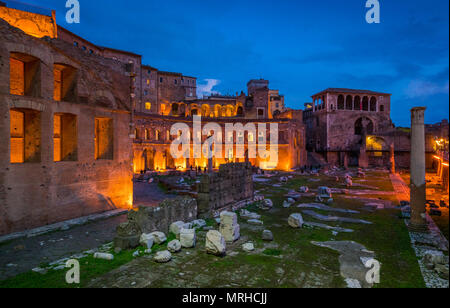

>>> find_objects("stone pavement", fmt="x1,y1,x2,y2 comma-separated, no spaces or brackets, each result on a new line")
0,182,174,280
390,173,449,288
0,214,127,280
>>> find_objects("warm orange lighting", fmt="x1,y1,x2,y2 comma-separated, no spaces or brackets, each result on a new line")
443,163,449,167
433,155,442,160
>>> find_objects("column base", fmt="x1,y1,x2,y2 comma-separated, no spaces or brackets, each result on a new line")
407,221,429,233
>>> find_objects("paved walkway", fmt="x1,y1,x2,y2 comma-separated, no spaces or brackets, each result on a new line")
389,173,410,202
0,182,174,281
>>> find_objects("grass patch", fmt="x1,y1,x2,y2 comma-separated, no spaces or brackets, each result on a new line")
262,249,282,256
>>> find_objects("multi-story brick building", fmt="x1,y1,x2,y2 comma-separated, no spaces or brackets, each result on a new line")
0,11,133,235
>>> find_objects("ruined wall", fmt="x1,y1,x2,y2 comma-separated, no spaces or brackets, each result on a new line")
197,163,254,217
0,6,56,38
128,196,197,234
0,19,133,235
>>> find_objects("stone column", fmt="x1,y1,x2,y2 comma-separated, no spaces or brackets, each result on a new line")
389,143,395,174
408,107,428,232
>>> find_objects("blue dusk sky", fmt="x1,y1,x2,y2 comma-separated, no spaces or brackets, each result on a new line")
6,0,449,126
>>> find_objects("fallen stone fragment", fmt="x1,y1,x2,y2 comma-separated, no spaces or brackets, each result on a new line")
288,213,304,228
297,203,359,214
191,219,207,229
154,250,172,263
262,230,274,241
283,201,292,208
247,219,264,225
180,229,196,248
303,222,354,233
219,211,240,243
243,242,255,252
240,209,261,220
32,267,48,275
302,210,372,224
259,199,273,210
205,230,226,256
423,250,446,265
345,278,362,288
167,240,182,253
299,186,309,193
169,221,185,236
93,253,114,260
150,231,167,244
139,233,154,247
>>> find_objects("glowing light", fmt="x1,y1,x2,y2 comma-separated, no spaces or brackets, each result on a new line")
433,156,442,160
443,163,449,167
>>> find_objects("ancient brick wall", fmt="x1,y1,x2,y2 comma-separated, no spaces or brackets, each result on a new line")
197,163,254,217
0,19,133,235
128,196,198,234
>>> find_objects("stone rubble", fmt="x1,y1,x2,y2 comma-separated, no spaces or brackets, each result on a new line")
205,230,226,256
154,250,172,263
167,240,182,253
288,213,304,228
219,211,240,243
179,229,196,248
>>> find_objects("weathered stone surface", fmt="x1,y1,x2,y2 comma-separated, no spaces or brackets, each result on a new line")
243,242,255,252
219,211,240,243
169,221,185,236
240,209,261,220
128,197,197,235
167,240,182,253
180,229,196,248
192,219,207,229
299,186,309,193
154,250,172,263
139,233,154,248
114,221,141,249
283,201,291,208
93,253,114,260
149,231,167,244
288,213,304,228
205,230,226,256
262,230,274,241
247,219,264,225
423,250,446,265
260,199,273,210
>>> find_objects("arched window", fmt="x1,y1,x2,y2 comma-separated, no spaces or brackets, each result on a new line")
362,96,369,111
171,103,179,115
355,117,374,135
273,110,281,118
145,102,151,110
135,128,139,139
144,129,149,140
337,95,345,110
354,96,361,111
370,97,377,112
380,105,385,112
237,106,244,116
155,130,160,141
346,95,353,110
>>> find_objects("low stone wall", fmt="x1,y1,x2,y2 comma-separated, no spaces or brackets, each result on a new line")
130,196,197,234
197,162,254,217
114,196,198,249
